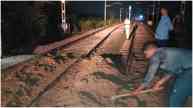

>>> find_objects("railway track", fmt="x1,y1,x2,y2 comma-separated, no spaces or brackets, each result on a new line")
33,24,118,55
60,24,121,56
2,24,118,71
125,23,155,82
2,23,123,107
28,24,122,106
29,24,140,106
28,23,153,107
29,23,170,107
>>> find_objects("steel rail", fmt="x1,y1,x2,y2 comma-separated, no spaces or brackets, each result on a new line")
28,24,122,106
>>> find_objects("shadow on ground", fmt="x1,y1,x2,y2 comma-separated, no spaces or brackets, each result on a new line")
100,53,127,75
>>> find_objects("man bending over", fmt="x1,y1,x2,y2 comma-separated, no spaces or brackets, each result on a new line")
132,41,192,107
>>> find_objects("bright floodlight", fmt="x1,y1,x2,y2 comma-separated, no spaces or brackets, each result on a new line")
139,15,143,20
129,6,132,10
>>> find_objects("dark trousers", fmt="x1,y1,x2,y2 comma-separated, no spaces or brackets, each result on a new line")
156,39,169,47
168,68,192,107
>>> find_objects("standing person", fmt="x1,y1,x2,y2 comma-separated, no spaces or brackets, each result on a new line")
172,14,186,48
124,18,131,39
155,8,173,47
131,41,192,107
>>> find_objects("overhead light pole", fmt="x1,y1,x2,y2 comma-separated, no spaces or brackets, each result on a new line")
128,5,132,24
120,8,123,22
104,0,107,24
181,1,186,22
104,1,123,24
61,0,67,31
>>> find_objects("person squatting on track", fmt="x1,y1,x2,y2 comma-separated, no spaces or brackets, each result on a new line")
131,41,192,107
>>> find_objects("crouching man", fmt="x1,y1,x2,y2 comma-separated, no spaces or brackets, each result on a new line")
132,41,192,107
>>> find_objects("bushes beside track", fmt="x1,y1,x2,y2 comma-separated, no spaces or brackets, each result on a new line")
79,17,119,31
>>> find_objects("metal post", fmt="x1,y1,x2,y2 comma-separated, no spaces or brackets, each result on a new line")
181,1,186,22
152,1,155,26
120,8,122,22
61,0,67,31
104,0,107,24
156,2,160,25
61,0,66,25
128,6,132,23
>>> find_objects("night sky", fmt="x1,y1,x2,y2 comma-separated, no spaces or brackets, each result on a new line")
69,1,189,19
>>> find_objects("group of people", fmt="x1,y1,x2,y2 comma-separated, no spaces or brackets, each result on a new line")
130,8,192,107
